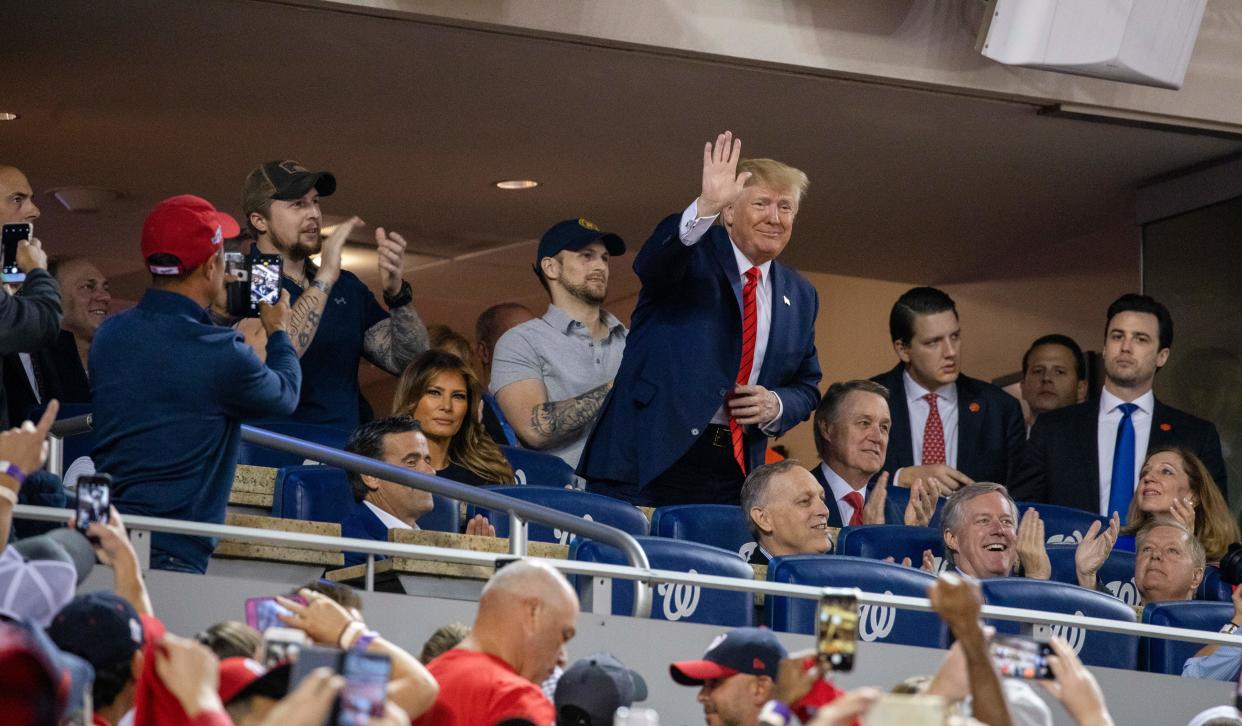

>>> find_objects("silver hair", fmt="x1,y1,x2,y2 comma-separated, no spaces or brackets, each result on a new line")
939,482,1017,571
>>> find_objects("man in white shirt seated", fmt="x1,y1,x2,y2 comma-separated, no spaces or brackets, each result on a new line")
341,416,492,566
936,483,1047,579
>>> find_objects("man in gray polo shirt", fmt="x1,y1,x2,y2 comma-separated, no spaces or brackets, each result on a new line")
491,219,628,469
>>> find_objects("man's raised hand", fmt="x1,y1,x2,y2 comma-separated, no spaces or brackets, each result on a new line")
375,226,408,296
697,131,751,218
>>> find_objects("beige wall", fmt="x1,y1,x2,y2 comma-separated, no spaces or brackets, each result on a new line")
775,219,1141,463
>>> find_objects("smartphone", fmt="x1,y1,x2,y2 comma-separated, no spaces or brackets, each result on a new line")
989,634,1053,679
336,651,391,726
261,626,309,667
816,587,859,672
248,253,282,314
75,474,112,535
245,595,306,632
288,645,343,690
1,223,31,284
864,694,947,726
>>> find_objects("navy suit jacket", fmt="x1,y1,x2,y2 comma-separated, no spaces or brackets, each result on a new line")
1009,398,1227,512
340,500,391,568
809,462,905,527
578,214,821,489
870,364,1025,486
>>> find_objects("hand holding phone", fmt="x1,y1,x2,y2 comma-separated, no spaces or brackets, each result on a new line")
989,634,1053,679
337,651,391,726
816,587,860,672
262,626,309,667
75,474,112,537
1,223,32,283
245,595,306,632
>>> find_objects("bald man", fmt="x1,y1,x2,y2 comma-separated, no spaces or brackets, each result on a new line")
0,165,61,428
412,559,579,726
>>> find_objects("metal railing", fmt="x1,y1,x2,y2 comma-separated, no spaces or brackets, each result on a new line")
42,420,653,617
12,502,1242,650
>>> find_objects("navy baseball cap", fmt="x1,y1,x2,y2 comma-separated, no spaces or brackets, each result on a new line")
555,652,647,726
535,218,625,268
670,627,787,685
47,591,144,672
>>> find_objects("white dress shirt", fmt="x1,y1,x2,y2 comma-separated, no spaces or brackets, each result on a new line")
903,370,959,468
820,462,867,524
678,200,781,432
1097,388,1154,516
18,353,40,404
363,500,417,531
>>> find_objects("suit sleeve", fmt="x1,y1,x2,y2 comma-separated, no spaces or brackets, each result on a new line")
217,330,302,419
632,214,698,296
1197,421,1229,503
1000,393,1026,487
768,287,822,436
0,269,61,354
1009,418,1049,503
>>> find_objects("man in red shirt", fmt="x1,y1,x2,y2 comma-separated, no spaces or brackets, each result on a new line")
413,559,578,726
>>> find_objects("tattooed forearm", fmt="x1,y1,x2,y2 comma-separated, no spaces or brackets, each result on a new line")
362,304,429,375
287,288,328,356
530,382,613,446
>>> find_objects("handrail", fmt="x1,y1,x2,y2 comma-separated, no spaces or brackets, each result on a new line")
241,425,654,617
13,503,1242,649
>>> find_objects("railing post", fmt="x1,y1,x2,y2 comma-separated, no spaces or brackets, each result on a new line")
365,554,375,592
46,435,64,478
509,513,527,556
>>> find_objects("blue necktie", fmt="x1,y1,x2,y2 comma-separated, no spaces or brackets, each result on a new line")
1108,403,1139,523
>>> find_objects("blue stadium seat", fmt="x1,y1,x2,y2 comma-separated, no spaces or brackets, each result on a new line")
1197,566,1233,602
1013,501,1110,546
32,403,95,488
837,525,943,568
1141,601,1234,675
981,579,1138,669
882,486,944,529
500,445,578,488
470,486,649,545
571,537,754,626
271,465,460,533
239,422,350,468
765,555,948,648
650,505,756,560
1046,545,1139,606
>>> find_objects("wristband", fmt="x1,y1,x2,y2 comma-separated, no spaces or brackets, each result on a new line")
352,630,379,651
0,461,25,487
1221,622,1239,634
0,486,15,506
383,280,413,309
757,700,793,726
338,621,367,649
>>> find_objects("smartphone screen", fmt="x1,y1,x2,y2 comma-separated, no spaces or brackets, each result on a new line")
261,627,309,667
248,254,282,314
989,634,1053,679
1,223,31,284
816,587,859,672
337,651,391,726
75,474,112,535
245,595,305,632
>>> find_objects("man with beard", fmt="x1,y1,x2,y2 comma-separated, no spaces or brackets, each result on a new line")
241,160,428,431
1012,294,1227,521
490,219,627,469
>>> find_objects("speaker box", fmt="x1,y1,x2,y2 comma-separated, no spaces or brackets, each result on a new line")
977,0,1206,90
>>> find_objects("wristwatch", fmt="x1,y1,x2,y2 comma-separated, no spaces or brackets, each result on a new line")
383,280,413,309
1220,622,1239,634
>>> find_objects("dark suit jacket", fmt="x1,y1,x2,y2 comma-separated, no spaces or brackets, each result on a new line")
2,329,91,425
578,214,821,489
870,364,1025,486
1009,398,1228,511
809,462,905,527
340,500,391,567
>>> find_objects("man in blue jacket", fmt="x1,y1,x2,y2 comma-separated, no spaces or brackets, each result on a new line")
579,132,821,505
91,195,301,573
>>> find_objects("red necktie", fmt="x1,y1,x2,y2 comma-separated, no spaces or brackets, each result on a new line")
843,491,865,526
922,392,946,465
730,267,761,473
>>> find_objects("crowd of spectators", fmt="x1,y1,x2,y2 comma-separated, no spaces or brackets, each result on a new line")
2,126,1242,723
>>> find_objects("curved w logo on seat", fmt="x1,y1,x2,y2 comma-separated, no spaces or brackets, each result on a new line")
1035,611,1087,654
1104,579,1140,607
554,513,595,545
858,591,897,642
658,568,702,621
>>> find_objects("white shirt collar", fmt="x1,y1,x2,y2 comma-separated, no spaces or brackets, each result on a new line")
727,236,773,280
903,368,957,405
819,462,866,503
364,501,417,531
1098,387,1154,416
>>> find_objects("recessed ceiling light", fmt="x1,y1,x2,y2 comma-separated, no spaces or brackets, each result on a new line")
494,179,539,190
0,112,19,121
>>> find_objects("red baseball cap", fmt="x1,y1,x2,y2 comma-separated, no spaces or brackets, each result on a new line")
218,657,290,704
141,195,240,275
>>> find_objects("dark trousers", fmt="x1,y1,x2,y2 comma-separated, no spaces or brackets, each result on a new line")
587,424,745,506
